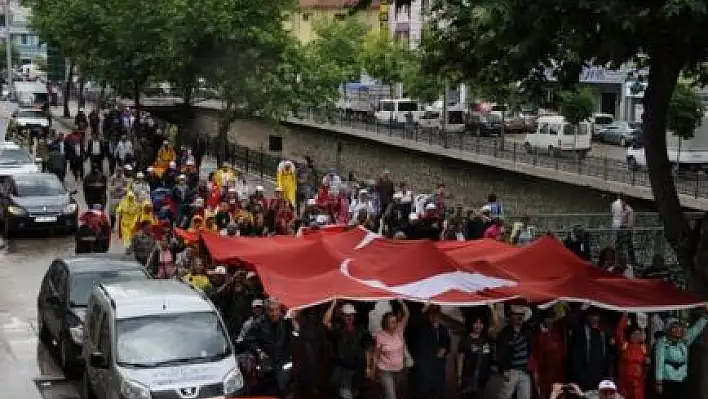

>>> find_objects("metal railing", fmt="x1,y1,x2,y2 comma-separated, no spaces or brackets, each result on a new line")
289,109,708,199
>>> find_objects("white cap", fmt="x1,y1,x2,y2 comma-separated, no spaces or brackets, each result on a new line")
212,266,227,275
481,204,492,213
178,174,186,180
163,140,169,145
195,198,204,206
274,187,283,192
409,213,419,221
393,192,403,200
252,299,264,307
341,303,357,314
136,172,144,178
146,166,154,172
186,159,195,166
359,189,368,194
598,380,617,391
307,198,317,206
255,185,264,191
169,161,177,168
315,214,329,224
425,203,437,210
124,164,133,171
246,271,257,279
509,305,532,322
227,187,237,193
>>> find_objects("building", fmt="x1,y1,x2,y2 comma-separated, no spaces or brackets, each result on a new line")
387,0,427,49
287,0,381,43
0,0,46,64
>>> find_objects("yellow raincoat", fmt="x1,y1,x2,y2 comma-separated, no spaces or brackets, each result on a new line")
276,161,297,206
137,201,158,232
116,192,141,247
214,167,235,188
156,145,176,168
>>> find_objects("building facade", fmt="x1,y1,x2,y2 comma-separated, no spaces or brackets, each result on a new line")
288,0,381,43
387,0,426,49
1,1,46,64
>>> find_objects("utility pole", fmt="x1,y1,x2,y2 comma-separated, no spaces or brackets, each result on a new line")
4,0,11,87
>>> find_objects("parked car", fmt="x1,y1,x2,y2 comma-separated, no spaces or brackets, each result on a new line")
466,113,503,136
523,115,591,158
503,115,527,133
0,141,40,176
598,121,642,146
36,255,150,377
590,113,615,140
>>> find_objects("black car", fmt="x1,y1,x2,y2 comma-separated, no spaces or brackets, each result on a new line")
0,172,79,236
36,254,151,378
466,113,503,136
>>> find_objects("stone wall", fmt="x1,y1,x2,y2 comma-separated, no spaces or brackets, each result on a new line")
183,107,650,214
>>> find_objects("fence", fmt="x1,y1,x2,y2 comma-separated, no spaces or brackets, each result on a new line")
292,109,708,199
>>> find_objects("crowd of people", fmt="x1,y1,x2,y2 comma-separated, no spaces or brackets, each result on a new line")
40,103,708,399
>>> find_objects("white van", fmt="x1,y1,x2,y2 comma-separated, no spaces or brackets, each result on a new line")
12,81,48,107
523,115,591,157
374,98,423,125
417,107,466,133
590,113,615,139
627,121,708,171
82,280,244,399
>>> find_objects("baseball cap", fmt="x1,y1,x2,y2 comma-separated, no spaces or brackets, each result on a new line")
252,299,264,307
598,380,617,391
341,303,357,314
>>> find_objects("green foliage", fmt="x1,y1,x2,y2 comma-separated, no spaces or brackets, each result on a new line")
359,32,410,86
667,84,705,139
400,52,442,103
556,88,596,125
311,19,367,82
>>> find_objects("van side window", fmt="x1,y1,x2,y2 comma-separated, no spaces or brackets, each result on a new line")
98,317,111,358
380,102,394,112
539,123,549,134
577,124,589,135
549,124,559,135
398,101,418,112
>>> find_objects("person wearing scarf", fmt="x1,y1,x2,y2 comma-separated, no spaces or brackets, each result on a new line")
116,191,141,247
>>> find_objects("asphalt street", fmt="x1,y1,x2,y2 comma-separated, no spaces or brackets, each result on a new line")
0,101,275,399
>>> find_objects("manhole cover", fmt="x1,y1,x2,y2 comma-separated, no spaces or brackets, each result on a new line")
34,378,80,399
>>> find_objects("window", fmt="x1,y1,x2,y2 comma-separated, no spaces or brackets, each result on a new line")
302,13,310,21
98,317,111,358
334,13,346,20
397,101,418,112
577,124,589,135
539,123,549,134
20,34,27,45
378,101,394,112
549,124,559,136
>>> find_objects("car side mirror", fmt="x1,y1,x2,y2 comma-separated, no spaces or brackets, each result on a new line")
46,295,60,306
89,352,109,369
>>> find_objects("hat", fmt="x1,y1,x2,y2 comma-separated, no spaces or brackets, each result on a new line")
124,164,133,171
163,140,169,145
194,198,205,206
227,187,237,193
246,271,257,279
169,161,177,168
211,266,228,275
393,192,403,200
341,303,357,315
136,172,144,178
178,174,186,180
274,187,283,192
255,185,264,191
146,166,154,172
307,198,317,206
509,305,532,322
252,299,264,307
425,203,437,210
186,159,195,166
409,212,419,221
359,189,368,194
315,214,329,225
598,380,617,392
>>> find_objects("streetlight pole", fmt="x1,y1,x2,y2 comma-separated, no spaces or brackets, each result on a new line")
4,0,11,87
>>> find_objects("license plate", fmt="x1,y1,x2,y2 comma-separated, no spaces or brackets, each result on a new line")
35,216,57,223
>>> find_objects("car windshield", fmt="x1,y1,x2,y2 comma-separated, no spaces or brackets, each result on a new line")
397,101,418,112
595,116,613,124
14,177,65,196
116,312,231,367
448,111,464,124
16,110,44,118
69,269,147,307
0,148,33,165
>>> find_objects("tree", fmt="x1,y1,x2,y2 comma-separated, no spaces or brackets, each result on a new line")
310,19,368,83
421,0,708,395
359,32,411,96
0,42,20,71
400,51,442,103
667,84,705,140
557,87,596,125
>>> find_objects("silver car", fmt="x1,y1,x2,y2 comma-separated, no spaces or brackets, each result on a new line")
598,121,642,146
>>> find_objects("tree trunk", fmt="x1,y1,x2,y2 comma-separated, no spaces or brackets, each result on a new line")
62,61,74,118
178,85,193,149
216,102,235,166
77,76,86,110
132,78,141,110
98,81,106,110
644,53,708,399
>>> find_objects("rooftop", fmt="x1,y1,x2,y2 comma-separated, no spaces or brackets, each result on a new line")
101,280,214,319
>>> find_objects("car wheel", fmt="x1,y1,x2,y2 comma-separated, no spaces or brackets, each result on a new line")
81,370,97,399
627,157,639,171
60,334,80,380
619,137,627,147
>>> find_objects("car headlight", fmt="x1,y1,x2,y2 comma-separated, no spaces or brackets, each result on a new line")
69,325,83,343
120,379,151,399
63,203,78,214
7,205,26,216
222,367,244,395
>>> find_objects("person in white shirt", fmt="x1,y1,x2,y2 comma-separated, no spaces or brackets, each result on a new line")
115,135,134,166
610,194,624,229
131,172,151,202
348,189,376,219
